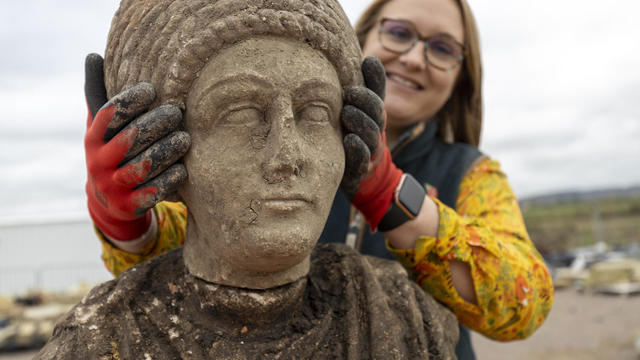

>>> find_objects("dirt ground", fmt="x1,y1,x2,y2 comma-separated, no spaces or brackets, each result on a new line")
0,351,36,360
472,288,640,360
1,288,639,359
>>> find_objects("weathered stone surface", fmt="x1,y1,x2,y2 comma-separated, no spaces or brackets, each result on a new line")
36,244,458,359
180,36,346,289
102,0,364,110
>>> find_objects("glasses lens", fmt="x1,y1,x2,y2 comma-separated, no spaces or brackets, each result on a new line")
425,36,463,70
379,19,416,53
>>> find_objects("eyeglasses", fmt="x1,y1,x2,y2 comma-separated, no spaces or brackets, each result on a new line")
377,18,465,71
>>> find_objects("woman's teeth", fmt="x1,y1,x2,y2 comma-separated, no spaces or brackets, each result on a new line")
388,74,421,90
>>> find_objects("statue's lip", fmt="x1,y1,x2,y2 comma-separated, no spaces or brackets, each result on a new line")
260,194,312,211
261,194,311,202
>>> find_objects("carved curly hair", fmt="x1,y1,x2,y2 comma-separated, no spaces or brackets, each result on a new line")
104,0,363,109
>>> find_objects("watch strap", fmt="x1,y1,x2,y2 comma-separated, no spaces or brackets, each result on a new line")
377,174,426,232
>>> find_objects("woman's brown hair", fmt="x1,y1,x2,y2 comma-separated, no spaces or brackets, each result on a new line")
355,0,483,147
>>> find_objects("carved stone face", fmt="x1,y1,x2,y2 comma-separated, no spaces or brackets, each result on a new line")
181,37,345,289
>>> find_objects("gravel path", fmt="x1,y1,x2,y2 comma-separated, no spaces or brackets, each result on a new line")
0,350,38,360
472,288,640,359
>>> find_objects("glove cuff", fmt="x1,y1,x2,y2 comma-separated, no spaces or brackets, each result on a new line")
89,206,152,241
351,146,402,230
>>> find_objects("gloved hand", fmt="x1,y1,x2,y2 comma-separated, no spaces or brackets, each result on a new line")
341,57,403,230
84,53,191,241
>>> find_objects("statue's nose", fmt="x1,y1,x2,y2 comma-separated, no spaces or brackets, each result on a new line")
261,96,304,183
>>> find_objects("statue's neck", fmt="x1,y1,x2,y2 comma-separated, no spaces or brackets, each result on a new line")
189,275,307,328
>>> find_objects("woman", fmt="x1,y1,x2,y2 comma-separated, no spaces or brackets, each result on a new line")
84,0,553,358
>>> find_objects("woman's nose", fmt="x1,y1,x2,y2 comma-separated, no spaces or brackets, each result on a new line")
398,42,428,71
261,96,304,183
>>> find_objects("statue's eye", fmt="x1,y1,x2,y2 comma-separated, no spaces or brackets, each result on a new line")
298,102,331,125
218,105,263,127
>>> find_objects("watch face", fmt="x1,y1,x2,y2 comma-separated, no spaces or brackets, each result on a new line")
379,174,426,232
397,175,425,217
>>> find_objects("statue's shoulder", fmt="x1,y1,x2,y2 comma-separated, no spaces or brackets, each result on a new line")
310,243,459,359
34,248,186,359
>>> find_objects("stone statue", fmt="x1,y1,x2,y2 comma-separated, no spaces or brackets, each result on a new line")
36,0,458,358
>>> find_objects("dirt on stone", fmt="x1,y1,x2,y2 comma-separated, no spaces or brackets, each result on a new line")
34,244,459,359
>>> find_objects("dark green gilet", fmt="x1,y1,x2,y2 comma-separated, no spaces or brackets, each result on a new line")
318,120,482,360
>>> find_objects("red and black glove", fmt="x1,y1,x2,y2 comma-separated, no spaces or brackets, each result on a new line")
84,53,191,241
341,57,403,230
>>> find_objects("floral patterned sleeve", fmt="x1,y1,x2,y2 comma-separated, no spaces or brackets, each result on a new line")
98,201,187,277
388,158,554,341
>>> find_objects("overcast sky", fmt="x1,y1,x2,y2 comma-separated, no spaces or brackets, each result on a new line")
1,0,639,222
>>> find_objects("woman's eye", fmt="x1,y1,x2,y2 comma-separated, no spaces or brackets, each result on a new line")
430,39,456,56
218,106,263,127
387,26,413,42
298,104,331,125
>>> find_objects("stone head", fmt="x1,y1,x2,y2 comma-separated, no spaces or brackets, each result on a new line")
104,0,363,289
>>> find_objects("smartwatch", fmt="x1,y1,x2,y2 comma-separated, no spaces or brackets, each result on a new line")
377,173,426,232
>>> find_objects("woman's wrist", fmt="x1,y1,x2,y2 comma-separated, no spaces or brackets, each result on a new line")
383,195,439,249
105,210,158,254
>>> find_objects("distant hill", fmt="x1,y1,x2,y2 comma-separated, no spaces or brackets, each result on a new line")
519,185,640,254
520,185,640,206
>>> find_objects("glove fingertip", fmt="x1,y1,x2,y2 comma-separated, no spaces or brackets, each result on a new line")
85,53,104,72
341,134,369,199
362,56,386,100
139,164,188,209
85,53,108,120
343,134,370,175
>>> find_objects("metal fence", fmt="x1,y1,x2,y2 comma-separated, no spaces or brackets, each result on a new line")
0,218,113,296
0,263,111,296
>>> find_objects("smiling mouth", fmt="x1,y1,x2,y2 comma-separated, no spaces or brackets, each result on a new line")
387,73,423,90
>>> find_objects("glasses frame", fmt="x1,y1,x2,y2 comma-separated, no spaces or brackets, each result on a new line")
377,17,466,71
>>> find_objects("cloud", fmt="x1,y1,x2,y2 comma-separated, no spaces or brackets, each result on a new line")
0,75,87,134
0,136,86,218
0,1,118,83
340,2,369,24
471,0,640,196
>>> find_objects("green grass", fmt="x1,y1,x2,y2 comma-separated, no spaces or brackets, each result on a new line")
521,195,640,254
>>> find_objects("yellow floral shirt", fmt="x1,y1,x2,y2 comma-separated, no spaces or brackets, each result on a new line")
389,158,553,341
98,158,553,342
98,202,186,277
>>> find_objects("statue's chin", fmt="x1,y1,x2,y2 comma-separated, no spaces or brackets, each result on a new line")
183,222,315,289
229,227,318,272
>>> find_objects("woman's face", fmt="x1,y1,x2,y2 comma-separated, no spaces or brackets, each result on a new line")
362,0,464,134
182,37,344,276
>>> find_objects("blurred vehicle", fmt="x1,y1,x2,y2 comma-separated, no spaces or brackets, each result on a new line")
0,284,91,351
